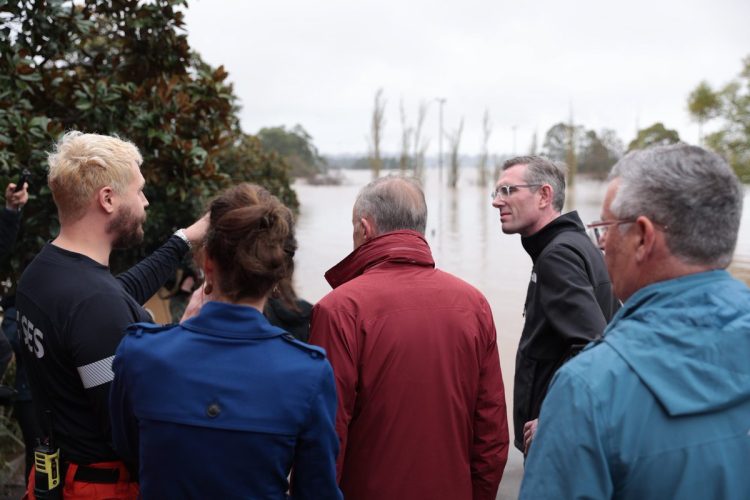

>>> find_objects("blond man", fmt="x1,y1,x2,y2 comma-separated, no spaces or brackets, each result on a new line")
16,132,206,499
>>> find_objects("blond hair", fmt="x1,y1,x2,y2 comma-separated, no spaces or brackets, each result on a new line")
47,131,142,222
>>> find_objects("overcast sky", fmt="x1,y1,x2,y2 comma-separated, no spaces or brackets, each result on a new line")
183,0,749,157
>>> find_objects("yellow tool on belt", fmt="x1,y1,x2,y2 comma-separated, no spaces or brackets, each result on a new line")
34,410,61,499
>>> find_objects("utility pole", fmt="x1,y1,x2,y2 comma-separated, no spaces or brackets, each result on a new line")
511,125,518,154
436,97,446,184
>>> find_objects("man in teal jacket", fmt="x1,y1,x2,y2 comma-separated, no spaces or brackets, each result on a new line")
520,143,750,499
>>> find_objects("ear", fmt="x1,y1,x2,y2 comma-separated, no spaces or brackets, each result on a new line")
633,216,658,263
203,254,216,282
537,184,554,209
97,186,116,214
360,217,376,241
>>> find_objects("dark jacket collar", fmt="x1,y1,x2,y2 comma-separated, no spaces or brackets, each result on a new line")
521,211,586,263
325,230,435,289
181,301,286,339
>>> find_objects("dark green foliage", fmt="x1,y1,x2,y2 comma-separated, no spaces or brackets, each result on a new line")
687,56,750,182
688,81,721,125
0,0,295,277
256,125,326,178
216,134,298,210
542,123,622,177
578,129,623,179
627,123,680,152
542,123,581,163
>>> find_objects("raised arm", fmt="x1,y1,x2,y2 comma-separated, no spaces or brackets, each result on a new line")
117,214,208,304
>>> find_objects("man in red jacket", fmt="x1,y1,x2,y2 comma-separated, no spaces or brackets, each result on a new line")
309,175,509,500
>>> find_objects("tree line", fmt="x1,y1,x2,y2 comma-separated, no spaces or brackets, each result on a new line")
364,54,750,186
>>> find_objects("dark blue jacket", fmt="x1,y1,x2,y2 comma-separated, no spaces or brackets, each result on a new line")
110,301,341,500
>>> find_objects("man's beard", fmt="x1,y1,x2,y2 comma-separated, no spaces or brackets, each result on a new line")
108,205,146,249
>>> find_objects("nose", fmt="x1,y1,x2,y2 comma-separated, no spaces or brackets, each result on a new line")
492,196,505,208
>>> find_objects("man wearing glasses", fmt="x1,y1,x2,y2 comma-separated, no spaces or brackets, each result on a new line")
520,143,750,498
492,155,618,456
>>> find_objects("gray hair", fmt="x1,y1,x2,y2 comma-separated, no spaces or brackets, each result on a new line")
609,143,743,268
353,175,427,235
503,155,567,211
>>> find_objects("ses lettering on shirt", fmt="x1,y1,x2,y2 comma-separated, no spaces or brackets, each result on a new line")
19,312,44,358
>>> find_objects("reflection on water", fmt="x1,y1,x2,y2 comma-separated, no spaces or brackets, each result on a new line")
292,168,750,498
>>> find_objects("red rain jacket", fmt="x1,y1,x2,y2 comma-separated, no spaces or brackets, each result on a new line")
310,231,508,500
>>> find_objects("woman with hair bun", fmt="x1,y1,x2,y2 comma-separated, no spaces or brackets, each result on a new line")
109,183,341,499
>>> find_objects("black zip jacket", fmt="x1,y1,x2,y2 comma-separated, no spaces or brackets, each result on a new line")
513,211,618,451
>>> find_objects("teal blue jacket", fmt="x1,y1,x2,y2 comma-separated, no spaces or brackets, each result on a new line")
520,270,750,499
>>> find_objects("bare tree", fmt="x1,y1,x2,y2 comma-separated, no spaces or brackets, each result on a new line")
477,109,492,186
399,99,413,173
412,100,430,181
493,155,503,185
528,130,538,155
368,88,386,178
566,111,577,187
447,118,464,188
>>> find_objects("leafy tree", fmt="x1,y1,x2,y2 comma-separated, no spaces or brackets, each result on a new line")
256,124,325,179
627,122,680,152
542,122,584,162
688,81,721,143
216,134,298,209
687,56,750,181
578,129,623,178
542,123,622,178
0,0,295,277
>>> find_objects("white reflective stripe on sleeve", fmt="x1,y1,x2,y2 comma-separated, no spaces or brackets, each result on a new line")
76,356,115,389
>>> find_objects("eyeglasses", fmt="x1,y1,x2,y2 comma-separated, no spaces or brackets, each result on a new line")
490,184,542,200
586,219,636,246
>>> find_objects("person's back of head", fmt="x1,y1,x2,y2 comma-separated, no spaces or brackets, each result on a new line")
47,131,142,223
502,155,567,212
353,175,427,236
609,143,742,269
205,183,293,303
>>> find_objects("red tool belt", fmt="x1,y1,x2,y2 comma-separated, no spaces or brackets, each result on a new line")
25,460,139,500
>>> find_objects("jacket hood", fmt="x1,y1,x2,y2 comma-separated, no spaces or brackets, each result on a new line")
325,230,435,289
521,211,586,262
601,270,750,416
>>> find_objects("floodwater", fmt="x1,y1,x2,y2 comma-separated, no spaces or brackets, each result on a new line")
292,167,750,499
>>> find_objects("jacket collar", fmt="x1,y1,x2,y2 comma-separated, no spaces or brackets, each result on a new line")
605,269,733,332
181,301,286,339
325,230,435,289
521,211,585,262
